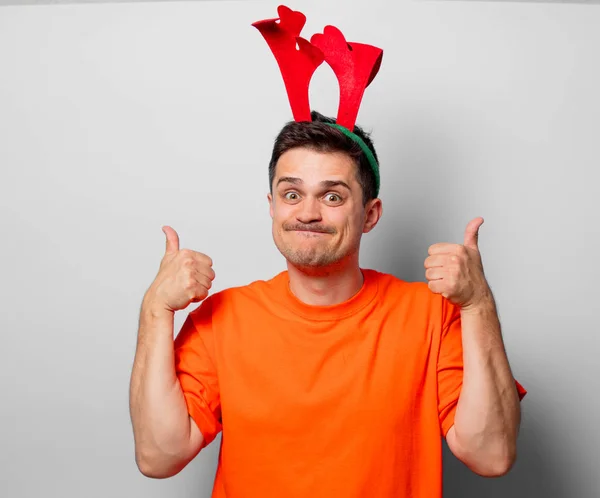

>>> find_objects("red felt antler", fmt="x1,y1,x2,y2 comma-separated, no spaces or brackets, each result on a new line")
311,25,383,130
252,5,325,122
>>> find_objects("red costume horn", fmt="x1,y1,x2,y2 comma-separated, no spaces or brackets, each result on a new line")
311,25,383,131
252,5,325,122
253,6,383,130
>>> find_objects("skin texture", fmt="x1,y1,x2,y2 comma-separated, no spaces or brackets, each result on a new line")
130,228,215,477
424,218,521,476
267,147,382,306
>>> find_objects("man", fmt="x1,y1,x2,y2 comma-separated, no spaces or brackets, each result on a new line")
129,111,526,498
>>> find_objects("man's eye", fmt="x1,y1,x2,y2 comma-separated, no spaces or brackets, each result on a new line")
326,193,342,203
284,192,299,200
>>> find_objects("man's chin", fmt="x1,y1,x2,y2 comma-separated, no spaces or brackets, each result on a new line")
285,250,342,269
274,245,331,268
289,259,329,269
273,235,345,266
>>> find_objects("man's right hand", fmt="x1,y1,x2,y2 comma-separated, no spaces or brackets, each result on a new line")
144,226,215,313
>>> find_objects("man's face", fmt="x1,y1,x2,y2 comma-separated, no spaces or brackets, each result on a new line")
267,147,381,270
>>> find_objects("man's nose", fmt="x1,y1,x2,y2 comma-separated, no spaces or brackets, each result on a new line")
296,197,322,224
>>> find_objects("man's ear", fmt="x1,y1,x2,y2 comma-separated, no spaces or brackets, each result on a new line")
267,192,274,219
363,198,382,234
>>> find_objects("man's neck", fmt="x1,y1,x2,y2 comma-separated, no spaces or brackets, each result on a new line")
286,259,364,306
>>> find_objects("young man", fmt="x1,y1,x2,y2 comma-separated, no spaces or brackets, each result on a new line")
129,111,526,498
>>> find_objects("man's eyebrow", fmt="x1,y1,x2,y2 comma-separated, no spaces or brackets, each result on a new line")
320,180,351,191
276,176,302,186
276,177,351,191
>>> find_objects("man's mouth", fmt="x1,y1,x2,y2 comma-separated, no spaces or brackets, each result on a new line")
285,224,333,233
291,229,331,234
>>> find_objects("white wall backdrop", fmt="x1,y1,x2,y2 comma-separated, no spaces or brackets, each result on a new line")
1,0,598,497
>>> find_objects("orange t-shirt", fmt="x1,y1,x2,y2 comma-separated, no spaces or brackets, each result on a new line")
174,268,527,497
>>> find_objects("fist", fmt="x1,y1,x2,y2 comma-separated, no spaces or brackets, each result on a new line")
146,226,215,313
424,217,490,310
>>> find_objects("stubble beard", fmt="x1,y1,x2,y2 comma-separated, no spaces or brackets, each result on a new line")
273,226,357,269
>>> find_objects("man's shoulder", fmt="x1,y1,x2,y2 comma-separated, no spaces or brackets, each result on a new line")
366,268,443,314
199,271,286,307
364,269,454,339
187,272,285,320
365,268,430,294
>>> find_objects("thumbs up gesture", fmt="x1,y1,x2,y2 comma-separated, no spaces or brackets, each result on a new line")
145,226,215,313
424,217,491,311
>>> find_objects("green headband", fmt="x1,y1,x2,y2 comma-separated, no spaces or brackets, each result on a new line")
325,123,380,198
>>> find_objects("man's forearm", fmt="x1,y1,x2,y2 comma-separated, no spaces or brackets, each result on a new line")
451,295,521,474
129,299,194,476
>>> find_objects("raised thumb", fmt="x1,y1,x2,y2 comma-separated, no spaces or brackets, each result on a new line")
162,225,180,255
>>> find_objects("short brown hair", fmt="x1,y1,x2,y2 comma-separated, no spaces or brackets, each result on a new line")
268,111,379,204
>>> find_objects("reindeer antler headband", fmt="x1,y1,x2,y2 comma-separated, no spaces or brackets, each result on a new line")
252,5,383,197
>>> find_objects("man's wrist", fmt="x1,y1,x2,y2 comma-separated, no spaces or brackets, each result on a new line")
460,293,496,316
141,292,174,320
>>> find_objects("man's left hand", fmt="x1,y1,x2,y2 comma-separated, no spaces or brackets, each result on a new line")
424,217,492,311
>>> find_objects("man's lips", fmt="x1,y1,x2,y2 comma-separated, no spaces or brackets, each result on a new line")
289,229,331,234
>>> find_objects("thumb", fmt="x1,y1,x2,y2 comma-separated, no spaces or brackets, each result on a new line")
463,217,484,250
162,225,180,255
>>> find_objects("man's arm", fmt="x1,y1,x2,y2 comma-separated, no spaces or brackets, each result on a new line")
445,296,521,477
129,300,205,478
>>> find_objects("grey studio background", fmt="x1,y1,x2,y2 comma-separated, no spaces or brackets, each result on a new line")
0,0,598,497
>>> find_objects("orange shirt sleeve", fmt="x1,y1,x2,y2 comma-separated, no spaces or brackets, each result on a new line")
437,298,463,438
437,297,528,439
173,297,222,448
